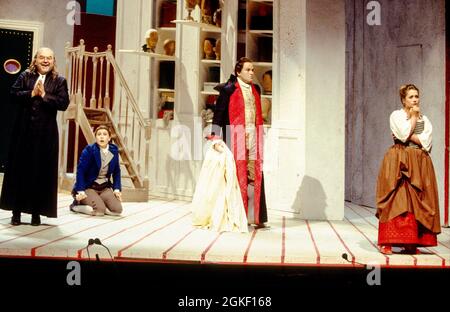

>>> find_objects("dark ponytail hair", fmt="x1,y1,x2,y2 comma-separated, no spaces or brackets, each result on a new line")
234,57,253,76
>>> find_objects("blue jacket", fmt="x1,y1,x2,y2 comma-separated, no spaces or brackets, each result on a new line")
74,143,121,192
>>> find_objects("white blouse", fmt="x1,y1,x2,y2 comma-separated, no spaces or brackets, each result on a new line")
390,109,433,152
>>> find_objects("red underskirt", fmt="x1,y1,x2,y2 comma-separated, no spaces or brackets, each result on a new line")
378,212,437,247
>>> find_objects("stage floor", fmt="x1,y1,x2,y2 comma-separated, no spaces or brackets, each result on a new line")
0,193,449,268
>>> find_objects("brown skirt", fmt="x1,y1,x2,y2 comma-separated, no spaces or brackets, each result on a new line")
376,144,441,245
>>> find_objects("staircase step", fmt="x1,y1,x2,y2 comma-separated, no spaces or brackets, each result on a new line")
85,111,105,115
88,120,112,125
121,187,149,202
122,174,137,179
120,161,129,166
84,107,106,113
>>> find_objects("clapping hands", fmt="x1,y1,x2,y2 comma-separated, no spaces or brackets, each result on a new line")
32,79,46,98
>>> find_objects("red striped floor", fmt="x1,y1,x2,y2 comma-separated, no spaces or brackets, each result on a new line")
0,194,449,268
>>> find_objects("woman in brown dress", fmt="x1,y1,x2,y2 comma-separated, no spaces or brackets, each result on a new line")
376,84,441,255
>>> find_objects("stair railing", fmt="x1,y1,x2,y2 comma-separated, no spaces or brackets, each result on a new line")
61,39,151,189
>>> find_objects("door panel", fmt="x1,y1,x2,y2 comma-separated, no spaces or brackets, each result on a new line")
346,0,445,211
0,28,33,172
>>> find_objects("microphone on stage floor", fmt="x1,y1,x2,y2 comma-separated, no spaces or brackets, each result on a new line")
93,238,120,282
341,253,367,268
86,238,95,261
93,238,114,262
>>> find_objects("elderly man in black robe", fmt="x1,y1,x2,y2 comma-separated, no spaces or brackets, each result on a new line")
0,47,69,226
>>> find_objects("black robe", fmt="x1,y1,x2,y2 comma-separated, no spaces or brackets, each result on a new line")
0,70,69,217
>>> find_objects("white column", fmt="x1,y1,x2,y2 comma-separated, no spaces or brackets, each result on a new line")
269,0,345,220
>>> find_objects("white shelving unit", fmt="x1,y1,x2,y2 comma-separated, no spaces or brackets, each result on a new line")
172,1,223,125
240,0,273,124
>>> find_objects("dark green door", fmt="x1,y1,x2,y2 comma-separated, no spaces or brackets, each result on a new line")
0,28,33,172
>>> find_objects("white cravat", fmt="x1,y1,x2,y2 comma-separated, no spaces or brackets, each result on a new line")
237,77,251,92
100,145,109,155
38,73,46,84
237,77,256,156
34,73,46,88
237,77,256,127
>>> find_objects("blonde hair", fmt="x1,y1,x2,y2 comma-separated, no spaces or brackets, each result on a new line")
399,84,419,105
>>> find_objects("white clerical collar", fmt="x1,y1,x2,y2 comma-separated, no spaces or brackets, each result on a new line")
237,77,251,89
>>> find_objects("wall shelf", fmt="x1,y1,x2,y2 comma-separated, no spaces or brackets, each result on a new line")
171,20,221,33
253,61,272,67
200,90,219,95
157,27,176,32
201,59,221,65
118,49,175,61
248,30,273,36
157,88,175,93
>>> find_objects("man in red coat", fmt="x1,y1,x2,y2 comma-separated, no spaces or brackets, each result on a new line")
211,57,268,228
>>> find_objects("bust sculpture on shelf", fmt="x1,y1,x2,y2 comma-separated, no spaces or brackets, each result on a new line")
143,28,158,53
262,70,272,95
203,38,216,60
213,38,221,60
201,95,215,126
201,107,214,126
200,0,213,24
185,0,200,21
213,7,222,27
261,97,272,125
158,92,175,126
163,39,176,56
261,70,272,124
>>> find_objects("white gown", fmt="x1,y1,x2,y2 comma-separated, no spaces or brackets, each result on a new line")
191,139,249,233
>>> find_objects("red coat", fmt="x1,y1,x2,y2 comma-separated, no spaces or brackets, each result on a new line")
212,75,267,224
